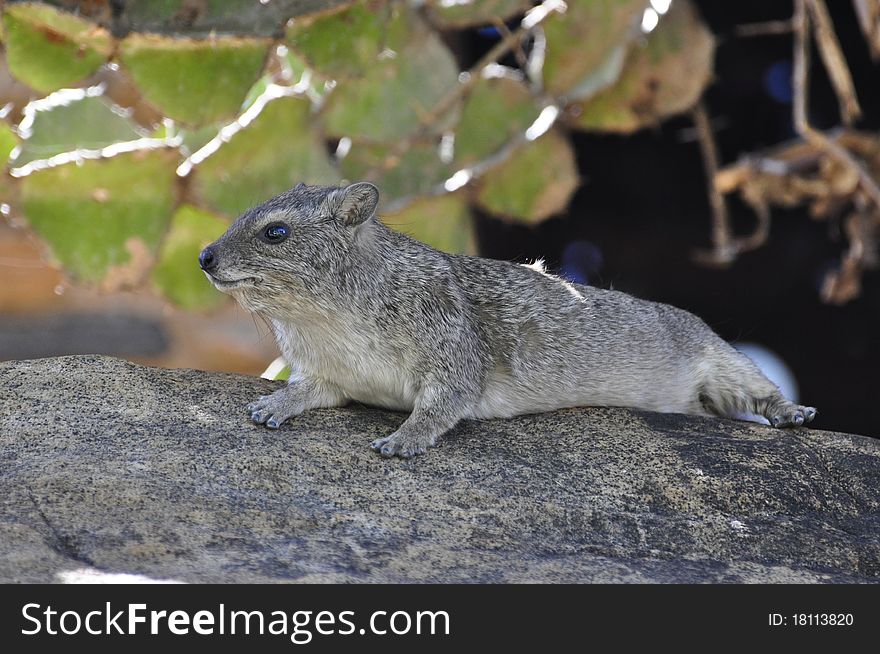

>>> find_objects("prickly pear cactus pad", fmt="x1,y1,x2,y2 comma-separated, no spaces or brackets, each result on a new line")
0,0,714,309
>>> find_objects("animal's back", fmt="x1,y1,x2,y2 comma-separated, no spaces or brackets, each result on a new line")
450,256,716,418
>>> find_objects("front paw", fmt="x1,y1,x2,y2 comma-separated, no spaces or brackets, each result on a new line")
370,432,436,459
247,389,303,429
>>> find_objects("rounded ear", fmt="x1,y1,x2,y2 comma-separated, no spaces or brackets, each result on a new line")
326,182,380,226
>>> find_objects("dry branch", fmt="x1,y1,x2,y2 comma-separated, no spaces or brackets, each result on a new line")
804,0,861,125
691,102,734,265
733,20,794,38
692,101,774,266
793,0,880,208
851,0,880,61
709,0,880,303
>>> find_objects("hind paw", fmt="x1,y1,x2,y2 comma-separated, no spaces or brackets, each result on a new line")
370,431,436,458
769,404,817,428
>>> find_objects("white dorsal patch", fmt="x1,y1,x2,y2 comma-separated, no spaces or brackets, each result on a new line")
521,259,585,302
522,258,546,273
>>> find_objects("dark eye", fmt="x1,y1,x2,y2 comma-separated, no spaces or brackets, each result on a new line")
260,222,289,244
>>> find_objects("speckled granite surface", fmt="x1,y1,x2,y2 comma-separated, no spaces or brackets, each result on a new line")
1,355,877,583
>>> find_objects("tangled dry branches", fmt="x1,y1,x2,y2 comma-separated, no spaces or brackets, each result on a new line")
697,0,880,304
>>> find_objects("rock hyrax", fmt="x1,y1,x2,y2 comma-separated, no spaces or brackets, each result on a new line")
199,182,816,458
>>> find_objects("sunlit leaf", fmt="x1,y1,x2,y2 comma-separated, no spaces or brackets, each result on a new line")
176,122,223,156
476,129,579,223
152,204,229,310
280,49,328,98
18,149,178,285
340,141,452,207
382,193,476,255
192,95,338,216
241,74,273,113
320,5,458,142
278,47,324,97
542,0,648,98
0,122,18,164
568,0,715,133
15,95,142,165
425,0,532,28
261,356,291,381
286,1,388,79
1,3,112,94
238,50,318,114
120,34,271,126
454,74,540,167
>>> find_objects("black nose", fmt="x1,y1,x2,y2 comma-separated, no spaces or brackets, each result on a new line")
199,246,217,272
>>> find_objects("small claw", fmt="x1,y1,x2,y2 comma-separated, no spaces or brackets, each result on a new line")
251,411,265,424
372,434,431,458
266,418,279,429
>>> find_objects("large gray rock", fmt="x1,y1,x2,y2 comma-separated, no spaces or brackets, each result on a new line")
0,355,877,583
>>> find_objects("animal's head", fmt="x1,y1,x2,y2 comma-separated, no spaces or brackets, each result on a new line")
198,181,380,315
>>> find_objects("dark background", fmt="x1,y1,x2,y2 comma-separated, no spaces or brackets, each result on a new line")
470,0,879,438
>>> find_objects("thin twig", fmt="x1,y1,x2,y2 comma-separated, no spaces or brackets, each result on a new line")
851,0,880,61
382,104,561,214
714,128,880,194
737,193,772,252
691,101,735,263
492,18,530,71
820,211,877,303
805,0,862,125
793,0,880,208
404,17,536,139
733,20,794,38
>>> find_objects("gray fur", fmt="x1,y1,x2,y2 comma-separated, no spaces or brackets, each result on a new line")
201,182,817,458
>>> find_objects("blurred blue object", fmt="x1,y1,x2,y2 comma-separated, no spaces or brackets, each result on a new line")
764,60,793,104
477,26,502,39
560,240,604,285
